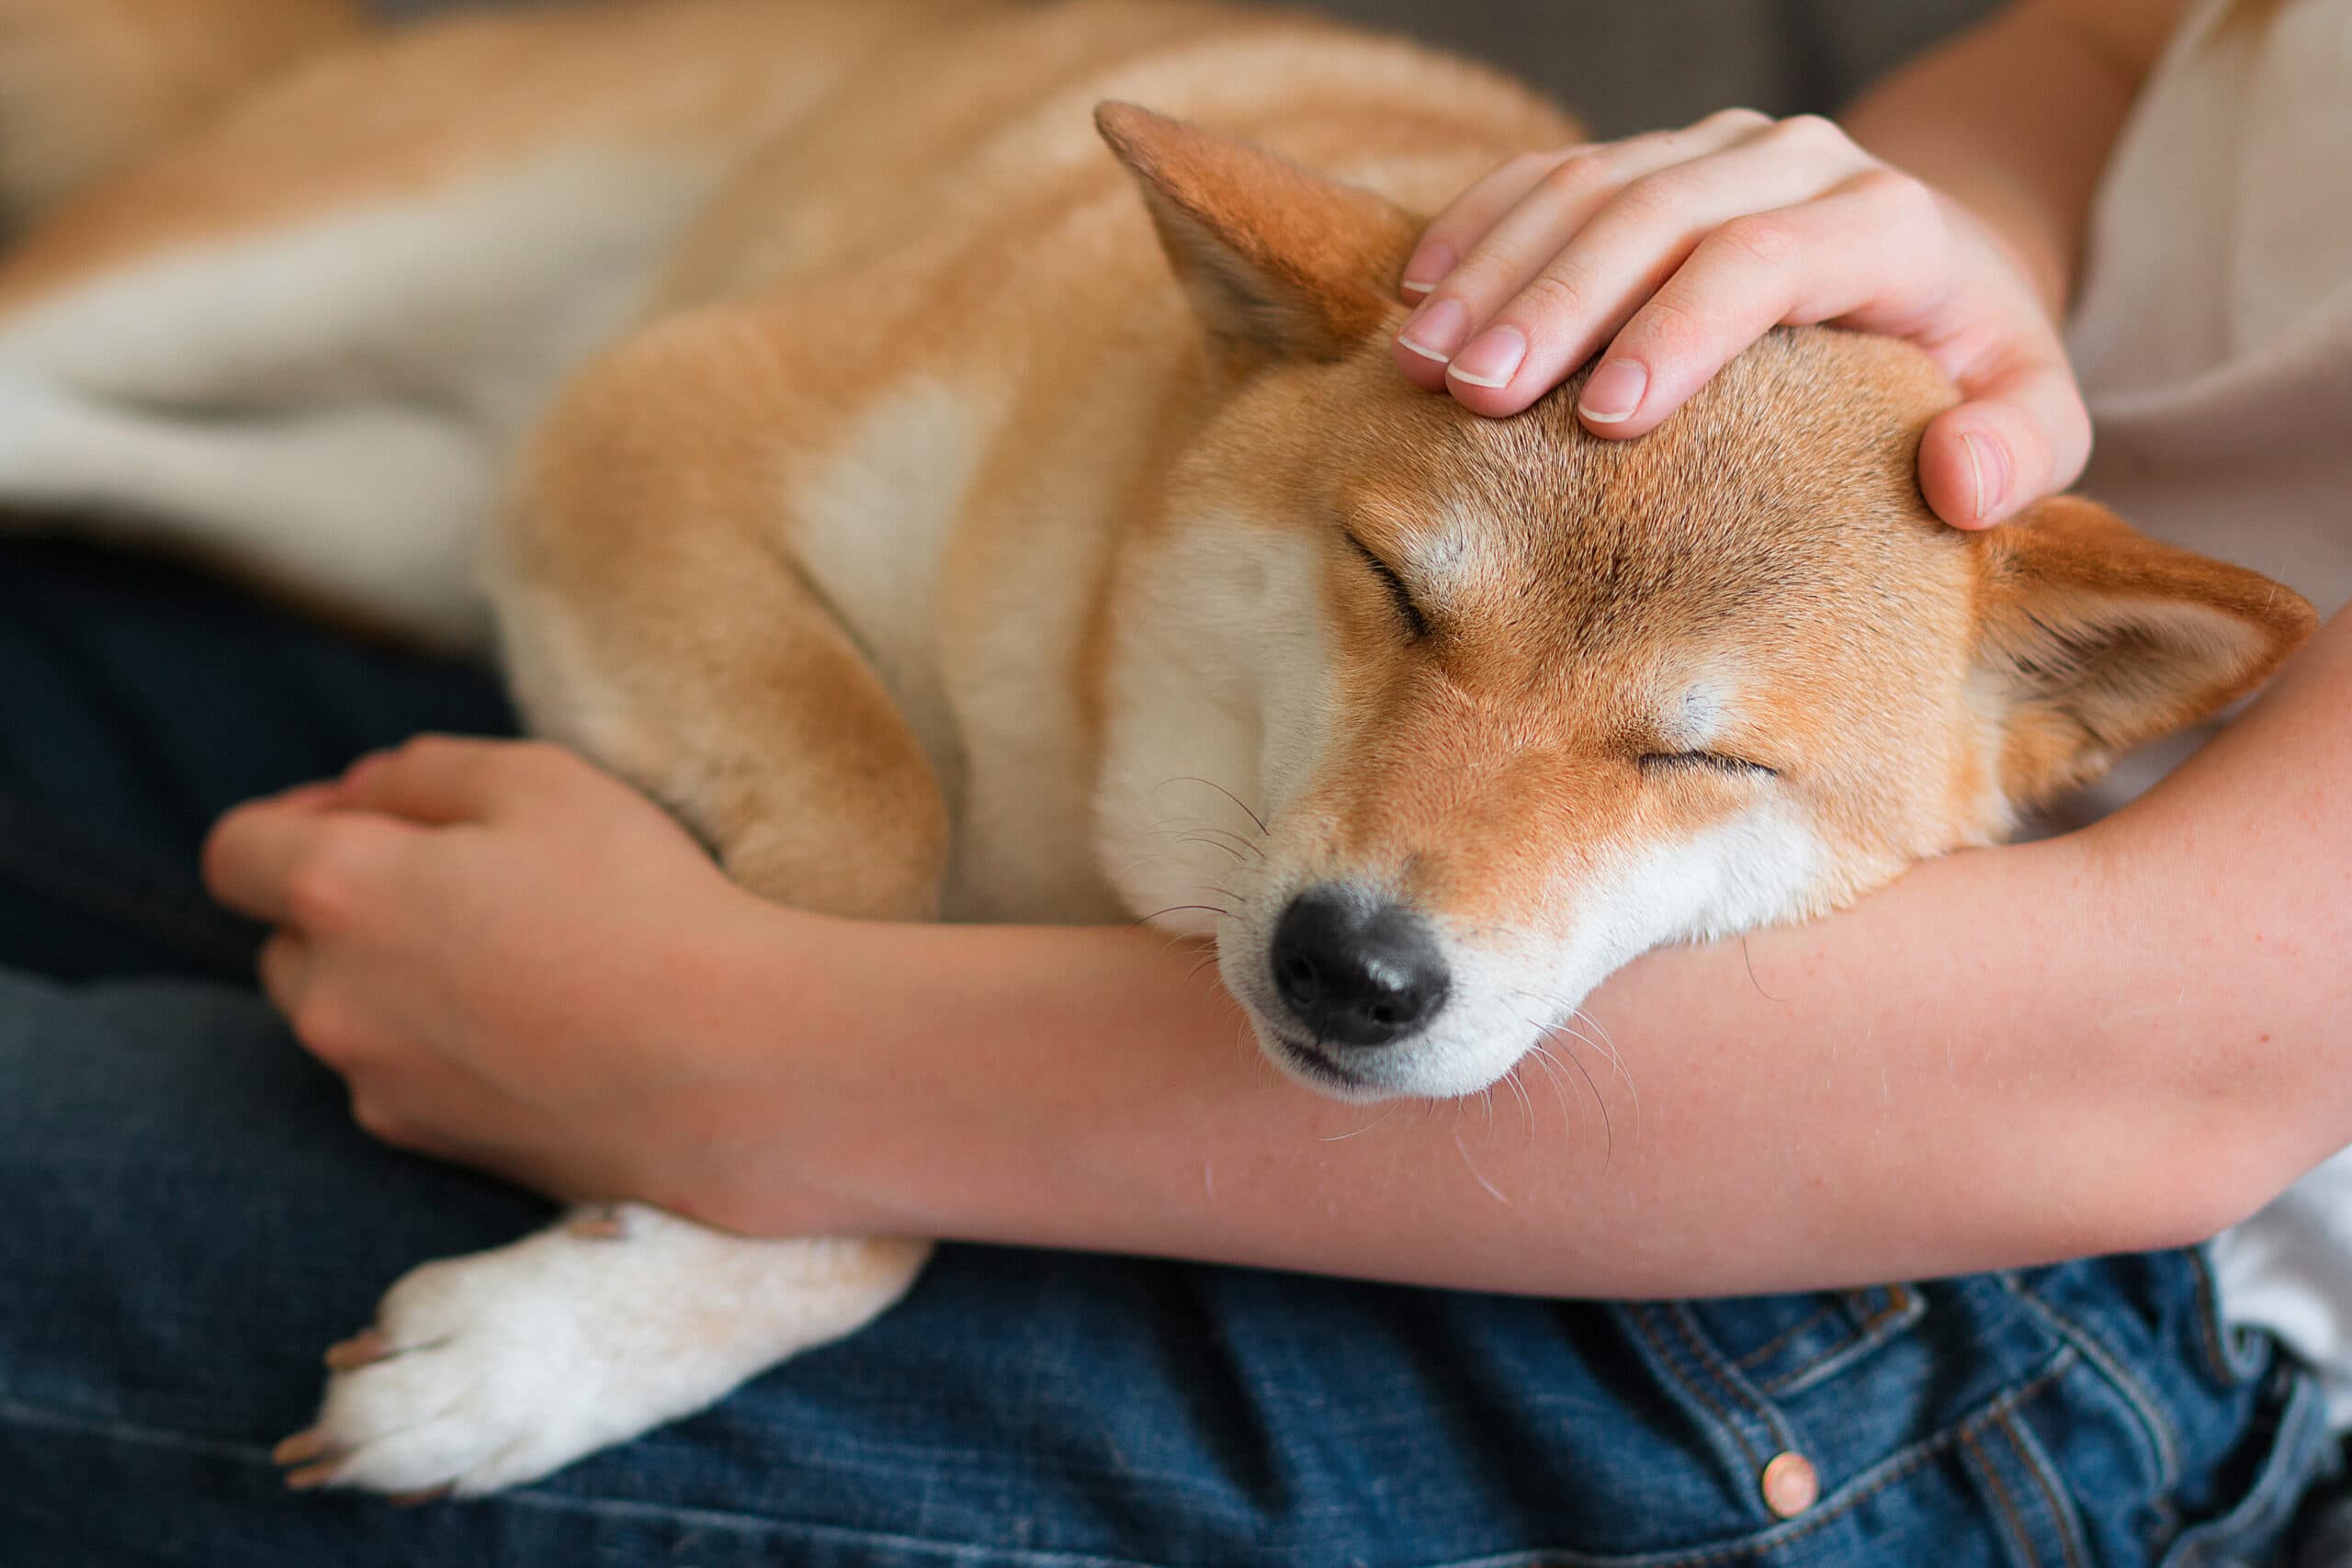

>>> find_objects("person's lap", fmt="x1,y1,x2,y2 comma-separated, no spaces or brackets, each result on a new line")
0,536,514,984
0,537,2330,1566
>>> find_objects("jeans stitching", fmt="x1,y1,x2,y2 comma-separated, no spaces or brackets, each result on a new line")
1758,1287,1929,1400
1995,1407,2088,1568
1664,1305,1796,1459
1727,1304,1835,1373
1867,1284,1916,1330
2010,1277,2182,1492
2185,1246,2262,1385
1630,1305,1768,1475
1959,1426,2042,1568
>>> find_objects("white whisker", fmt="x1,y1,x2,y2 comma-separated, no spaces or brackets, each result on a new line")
1453,1127,1510,1207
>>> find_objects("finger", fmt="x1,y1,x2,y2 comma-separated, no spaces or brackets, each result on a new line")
271,781,347,811
203,793,350,923
1917,353,2091,528
256,931,315,1018
208,795,422,933
342,734,544,827
1400,110,1773,346
1441,120,1889,415
1393,109,1773,389
1558,171,1949,434
1396,152,1590,390
1399,147,1585,300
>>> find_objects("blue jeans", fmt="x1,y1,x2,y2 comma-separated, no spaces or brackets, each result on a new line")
0,538,2334,1566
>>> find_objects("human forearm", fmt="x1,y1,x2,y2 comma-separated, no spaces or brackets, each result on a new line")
754,609,2351,1299
208,620,2346,1303
1841,0,2183,315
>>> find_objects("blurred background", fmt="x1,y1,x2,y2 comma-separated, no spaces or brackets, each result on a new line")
1266,0,2002,133
371,0,2006,137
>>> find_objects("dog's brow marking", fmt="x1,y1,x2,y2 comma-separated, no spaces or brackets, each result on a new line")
1662,680,1731,750
1399,502,1489,614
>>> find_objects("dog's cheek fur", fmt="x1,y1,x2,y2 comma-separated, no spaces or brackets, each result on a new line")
1091,509,1339,936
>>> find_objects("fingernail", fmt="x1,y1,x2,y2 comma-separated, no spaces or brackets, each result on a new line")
1577,358,1649,424
1396,296,1469,362
1962,433,2011,521
1446,325,1528,389
1399,243,1454,296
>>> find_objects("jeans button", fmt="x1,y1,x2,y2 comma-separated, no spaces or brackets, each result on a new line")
1760,1450,1820,1519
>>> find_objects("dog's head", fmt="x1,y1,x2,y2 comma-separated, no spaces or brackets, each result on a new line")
1091,105,2316,1100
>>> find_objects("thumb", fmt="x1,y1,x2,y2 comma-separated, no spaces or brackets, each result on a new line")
1917,349,2091,529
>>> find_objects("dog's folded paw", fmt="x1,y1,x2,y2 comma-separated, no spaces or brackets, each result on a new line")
277,1209,928,1496
273,1220,683,1495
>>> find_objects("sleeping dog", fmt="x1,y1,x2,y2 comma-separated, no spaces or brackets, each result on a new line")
0,0,2313,1494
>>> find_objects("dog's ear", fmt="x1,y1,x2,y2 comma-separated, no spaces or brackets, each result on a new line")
1973,496,2317,803
1095,101,1419,361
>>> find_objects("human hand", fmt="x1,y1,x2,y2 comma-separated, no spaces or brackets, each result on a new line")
1391,109,2087,527
201,735,844,1223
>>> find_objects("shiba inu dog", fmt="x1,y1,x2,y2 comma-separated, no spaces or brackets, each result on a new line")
0,0,2315,1498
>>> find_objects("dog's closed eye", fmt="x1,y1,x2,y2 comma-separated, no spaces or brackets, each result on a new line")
1347,534,1430,638
1637,750,1780,779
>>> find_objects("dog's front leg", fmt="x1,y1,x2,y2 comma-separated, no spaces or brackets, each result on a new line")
283,348,958,1495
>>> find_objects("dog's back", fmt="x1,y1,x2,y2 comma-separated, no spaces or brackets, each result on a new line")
0,0,1579,918
0,0,1564,643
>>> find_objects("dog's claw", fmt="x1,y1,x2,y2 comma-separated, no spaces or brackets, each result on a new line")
283,1461,340,1491
323,1329,391,1371
277,1429,346,1490
564,1205,630,1241
273,1427,333,1467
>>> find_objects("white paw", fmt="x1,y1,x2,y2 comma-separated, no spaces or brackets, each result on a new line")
277,1208,930,1496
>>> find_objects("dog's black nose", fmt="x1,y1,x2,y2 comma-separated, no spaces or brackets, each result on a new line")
1269,886,1450,1047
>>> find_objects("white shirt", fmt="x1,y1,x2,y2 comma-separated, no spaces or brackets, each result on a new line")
2065,0,2352,1423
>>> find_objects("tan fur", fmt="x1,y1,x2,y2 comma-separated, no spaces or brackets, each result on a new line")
0,0,366,226
0,0,967,310
501,316,954,919
0,0,2316,1494
2221,0,2293,32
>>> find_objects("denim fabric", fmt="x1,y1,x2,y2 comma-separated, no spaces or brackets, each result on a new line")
0,536,514,983
0,538,2335,1566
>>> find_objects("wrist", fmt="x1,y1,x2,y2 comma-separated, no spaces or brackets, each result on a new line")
1935,184,2069,324
628,893,867,1234
674,905,1070,1238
